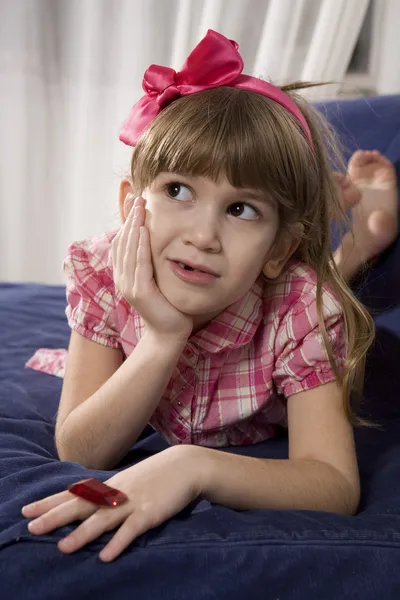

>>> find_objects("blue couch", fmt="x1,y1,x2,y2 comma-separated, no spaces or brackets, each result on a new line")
0,95,399,599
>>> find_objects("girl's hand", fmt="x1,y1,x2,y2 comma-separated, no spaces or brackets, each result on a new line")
22,446,203,562
112,197,193,340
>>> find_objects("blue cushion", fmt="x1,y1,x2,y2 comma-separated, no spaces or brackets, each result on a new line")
319,96,400,313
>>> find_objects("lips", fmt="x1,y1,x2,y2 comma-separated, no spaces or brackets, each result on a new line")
172,260,219,277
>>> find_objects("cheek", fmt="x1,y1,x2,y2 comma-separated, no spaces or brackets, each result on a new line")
235,254,265,283
145,204,174,257
143,193,171,231
230,229,276,273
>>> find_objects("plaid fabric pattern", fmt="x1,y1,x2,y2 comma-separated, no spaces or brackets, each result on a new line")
26,348,68,378
27,232,345,448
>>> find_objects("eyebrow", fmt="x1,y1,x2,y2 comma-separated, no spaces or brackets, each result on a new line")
237,190,265,200
235,188,275,207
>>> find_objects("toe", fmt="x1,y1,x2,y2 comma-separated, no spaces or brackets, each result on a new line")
348,150,370,169
348,149,396,185
334,172,361,209
377,152,395,171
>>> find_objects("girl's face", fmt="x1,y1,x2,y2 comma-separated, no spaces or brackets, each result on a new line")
135,173,290,330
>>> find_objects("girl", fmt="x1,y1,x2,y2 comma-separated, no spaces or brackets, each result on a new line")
22,29,384,563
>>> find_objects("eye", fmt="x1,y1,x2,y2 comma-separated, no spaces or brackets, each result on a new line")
165,182,192,202
228,202,259,221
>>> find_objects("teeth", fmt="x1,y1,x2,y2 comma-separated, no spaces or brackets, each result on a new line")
178,262,194,271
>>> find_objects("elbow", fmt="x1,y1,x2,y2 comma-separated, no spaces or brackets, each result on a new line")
299,459,360,516
337,492,359,517
55,421,70,461
56,441,81,466
55,421,116,470
55,420,98,469
55,425,83,465
325,464,360,516
342,481,360,516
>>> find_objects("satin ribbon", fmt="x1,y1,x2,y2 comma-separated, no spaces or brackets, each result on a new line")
119,29,312,147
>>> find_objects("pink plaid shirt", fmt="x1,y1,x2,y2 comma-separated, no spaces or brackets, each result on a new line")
27,231,345,448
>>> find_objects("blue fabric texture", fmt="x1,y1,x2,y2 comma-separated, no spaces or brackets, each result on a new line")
1,95,400,599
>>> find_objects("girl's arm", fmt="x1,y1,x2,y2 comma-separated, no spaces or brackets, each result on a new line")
55,330,185,470
198,381,360,514
24,381,358,562
57,199,192,470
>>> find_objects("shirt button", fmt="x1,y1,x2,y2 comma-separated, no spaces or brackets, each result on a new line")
177,401,182,406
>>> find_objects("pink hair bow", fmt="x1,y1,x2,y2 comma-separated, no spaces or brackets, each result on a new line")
119,29,312,147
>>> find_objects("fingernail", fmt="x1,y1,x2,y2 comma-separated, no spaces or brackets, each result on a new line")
59,537,73,550
28,520,42,534
22,504,34,515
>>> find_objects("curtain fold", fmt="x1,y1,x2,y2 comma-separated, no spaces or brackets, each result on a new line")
375,0,400,95
0,0,371,283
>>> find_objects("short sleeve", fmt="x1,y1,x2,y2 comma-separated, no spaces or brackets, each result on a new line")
272,286,345,398
63,235,120,349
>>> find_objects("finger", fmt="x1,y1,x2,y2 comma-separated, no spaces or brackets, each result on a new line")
135,227,153,286
112,196,145,272
58,506,127,554
111,227,123,270
111,217,130,274
134,195,146,208
116,197,137,274
27,497,96,536
22,490,73,518
117,201,136,271
122,203,144,283
99,513,147,562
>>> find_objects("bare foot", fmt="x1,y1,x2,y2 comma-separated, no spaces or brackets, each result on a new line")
333,171,361,210
334,150,398,281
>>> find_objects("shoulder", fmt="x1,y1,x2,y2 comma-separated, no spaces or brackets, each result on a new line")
262,260,342,323
63,231,122,346
260,262,346,398
64,230,118,281
63,230,120,312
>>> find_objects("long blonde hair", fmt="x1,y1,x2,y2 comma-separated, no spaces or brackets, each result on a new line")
130,85,375,425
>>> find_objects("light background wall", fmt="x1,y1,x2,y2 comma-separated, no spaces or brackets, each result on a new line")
1,0,397,284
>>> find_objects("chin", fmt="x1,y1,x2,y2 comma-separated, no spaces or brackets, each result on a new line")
160,286,221,318
166,292,214,316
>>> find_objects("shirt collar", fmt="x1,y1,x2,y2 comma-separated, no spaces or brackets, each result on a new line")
189,278,264,354
132,279,264,355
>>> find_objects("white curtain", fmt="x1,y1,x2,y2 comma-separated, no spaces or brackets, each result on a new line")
375,0,400,95
0,0,370,284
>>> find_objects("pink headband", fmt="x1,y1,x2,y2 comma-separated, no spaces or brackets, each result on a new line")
119,29,312,147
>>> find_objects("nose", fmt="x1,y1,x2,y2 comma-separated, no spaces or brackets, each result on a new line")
182,206,221,253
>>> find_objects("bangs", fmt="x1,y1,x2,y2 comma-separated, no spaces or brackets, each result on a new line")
131,87,309,198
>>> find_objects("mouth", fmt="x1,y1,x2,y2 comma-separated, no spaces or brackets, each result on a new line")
168,259,220,285
172,260,219,277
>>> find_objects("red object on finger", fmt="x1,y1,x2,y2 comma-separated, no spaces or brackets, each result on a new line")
68,478,128,508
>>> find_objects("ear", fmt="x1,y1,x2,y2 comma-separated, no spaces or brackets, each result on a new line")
263,225,303,279
118,178,135,223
